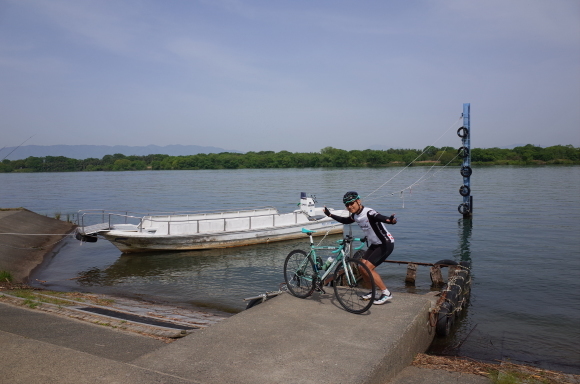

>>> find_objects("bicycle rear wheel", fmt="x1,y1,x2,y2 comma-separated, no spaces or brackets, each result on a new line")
333,258,375,314
284,249,316,298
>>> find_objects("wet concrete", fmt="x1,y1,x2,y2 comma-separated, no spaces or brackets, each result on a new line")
0,209,75,283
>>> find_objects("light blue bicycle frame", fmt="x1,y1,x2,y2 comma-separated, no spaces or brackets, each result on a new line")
300,228,365,287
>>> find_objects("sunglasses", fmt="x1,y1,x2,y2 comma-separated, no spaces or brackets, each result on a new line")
345,201,358,207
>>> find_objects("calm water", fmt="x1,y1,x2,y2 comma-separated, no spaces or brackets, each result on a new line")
1,166,579,373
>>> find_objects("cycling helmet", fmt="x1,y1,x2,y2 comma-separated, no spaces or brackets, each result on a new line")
343,191,360,205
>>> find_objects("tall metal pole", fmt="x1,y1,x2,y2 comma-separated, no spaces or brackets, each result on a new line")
458,103,472,218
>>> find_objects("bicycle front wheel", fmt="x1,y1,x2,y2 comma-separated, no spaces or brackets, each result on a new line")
333,258,375,314
284,249,316,298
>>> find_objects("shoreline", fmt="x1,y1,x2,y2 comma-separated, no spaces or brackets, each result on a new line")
0,208,75,283
2,163,579,175
1,208,578,383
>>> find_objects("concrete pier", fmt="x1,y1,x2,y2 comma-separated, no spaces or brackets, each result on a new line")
132,292,437,384
1,291,443,384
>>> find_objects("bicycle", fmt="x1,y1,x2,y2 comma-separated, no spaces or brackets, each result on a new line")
283,228,376,314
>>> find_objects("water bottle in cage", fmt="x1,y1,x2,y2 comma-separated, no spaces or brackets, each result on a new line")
322,257,334,270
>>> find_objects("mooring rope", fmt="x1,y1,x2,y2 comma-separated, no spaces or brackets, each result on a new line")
428,264,471,327
316,229,333,247
364,116,462,204
1,134,35,161
365,151,462,205
0,233,74,250
0,233,74,236
363,116,463,208
0,233,73,249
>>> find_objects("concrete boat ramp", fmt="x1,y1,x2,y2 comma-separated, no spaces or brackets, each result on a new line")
133,292,436,384
0,290,492,384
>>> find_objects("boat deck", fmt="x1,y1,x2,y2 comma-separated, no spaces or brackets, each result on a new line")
78,223,110,235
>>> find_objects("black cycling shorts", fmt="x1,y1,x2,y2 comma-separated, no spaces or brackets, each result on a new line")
363,242,394,267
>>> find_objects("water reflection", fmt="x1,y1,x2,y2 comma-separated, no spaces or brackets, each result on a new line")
70,234,344,312
455,218,473,263
75,246,278,286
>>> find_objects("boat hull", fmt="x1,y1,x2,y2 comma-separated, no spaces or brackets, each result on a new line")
101,220,343,253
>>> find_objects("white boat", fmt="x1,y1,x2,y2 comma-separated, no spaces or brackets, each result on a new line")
75,193,344,253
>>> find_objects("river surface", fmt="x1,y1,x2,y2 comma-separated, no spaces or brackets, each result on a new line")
1,166,578,373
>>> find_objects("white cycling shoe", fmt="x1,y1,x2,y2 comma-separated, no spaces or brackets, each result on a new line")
373,293,393,305
360,291,376,300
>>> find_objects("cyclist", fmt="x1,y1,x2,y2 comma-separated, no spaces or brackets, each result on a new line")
323,191,396,305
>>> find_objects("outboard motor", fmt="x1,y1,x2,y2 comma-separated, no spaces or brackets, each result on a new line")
299,192,317,217
298,192,326,220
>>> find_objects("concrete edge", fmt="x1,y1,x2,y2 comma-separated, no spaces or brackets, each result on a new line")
0,293,189,339
33,292,205,329
369,296,438,384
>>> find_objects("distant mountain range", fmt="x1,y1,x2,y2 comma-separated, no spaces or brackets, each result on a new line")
0,145,239,160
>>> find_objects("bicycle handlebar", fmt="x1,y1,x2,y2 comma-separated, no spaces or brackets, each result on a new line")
336,236,366,245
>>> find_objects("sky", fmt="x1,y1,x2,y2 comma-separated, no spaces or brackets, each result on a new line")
1,0,579,153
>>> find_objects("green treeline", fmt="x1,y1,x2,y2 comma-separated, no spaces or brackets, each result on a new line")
1,144,578,173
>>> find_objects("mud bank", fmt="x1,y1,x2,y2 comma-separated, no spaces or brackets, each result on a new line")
0,208,75,283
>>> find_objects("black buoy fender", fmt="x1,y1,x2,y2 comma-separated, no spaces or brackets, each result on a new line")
457,127,469,138
446,287,458,306
75,232,98,243
458,203,470,215
436,302,455,337
434,259,458,267
460,166,472,177
458,147,470,158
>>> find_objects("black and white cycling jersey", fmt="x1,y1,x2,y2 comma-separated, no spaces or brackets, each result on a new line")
329,206,394,246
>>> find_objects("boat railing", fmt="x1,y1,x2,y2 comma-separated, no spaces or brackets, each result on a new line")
77,210,143,232
141,210,308,235
76,208,314,235
78,207,278,217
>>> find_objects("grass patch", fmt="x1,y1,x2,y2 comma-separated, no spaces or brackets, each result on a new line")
1,288,117,308
0,270,13,283
58,292,115,306
9,289,72,306
93,297,115,306
412,354,577,384
23,298,40,309
490,368,551,384
94,321,112,327
10,289,36,300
